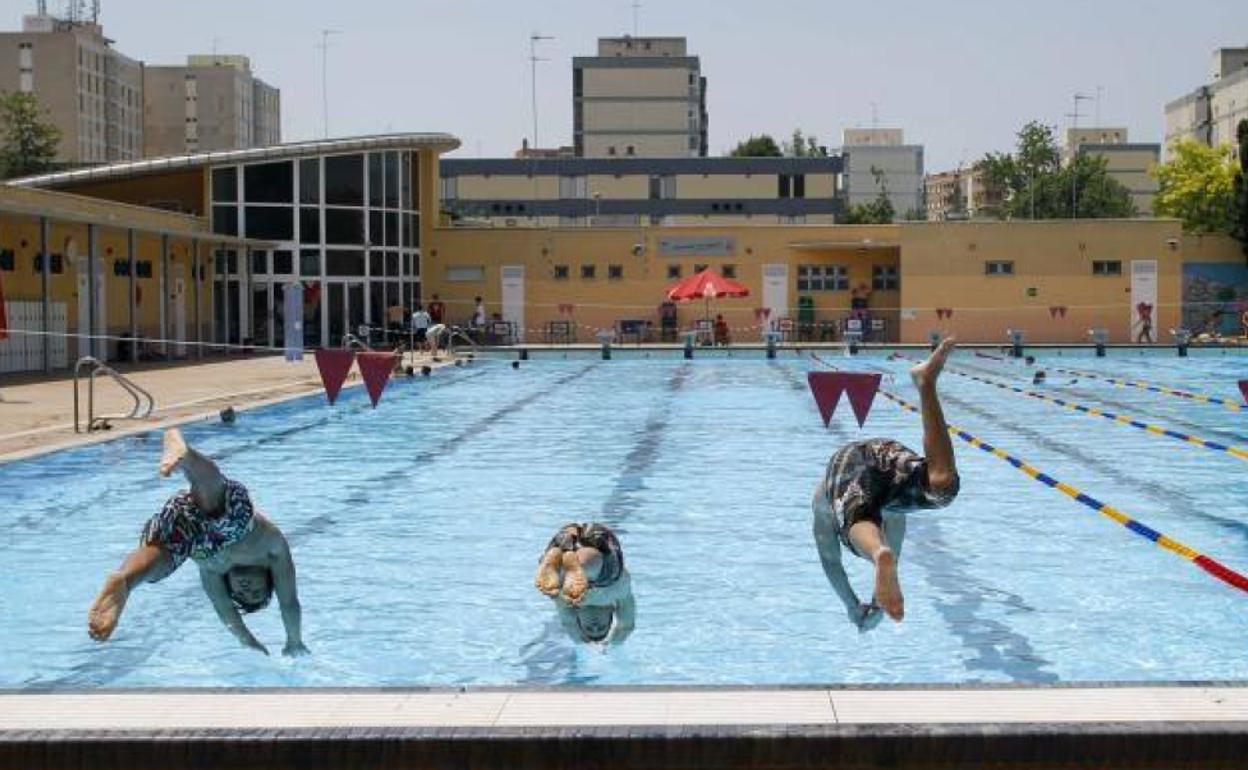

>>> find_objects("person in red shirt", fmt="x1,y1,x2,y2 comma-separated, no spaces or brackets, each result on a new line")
713,314,731,346
428,294,446,324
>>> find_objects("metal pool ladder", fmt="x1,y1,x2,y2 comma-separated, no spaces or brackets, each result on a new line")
73,356,155,433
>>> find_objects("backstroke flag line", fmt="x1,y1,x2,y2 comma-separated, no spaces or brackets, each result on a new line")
807,372,882,428
357,352,398,408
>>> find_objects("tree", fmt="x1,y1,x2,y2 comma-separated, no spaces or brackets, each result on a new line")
1152,139,1237,234
841,166,895,224
981,120,1135,220
1232,119,1248,259
728,134,782,157
783,128,827,157
0,91,61,179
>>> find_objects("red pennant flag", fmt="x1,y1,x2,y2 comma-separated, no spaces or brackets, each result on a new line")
754,307,772,321
944,308,954,319
1059,306,1067,318
314,349,355,405
807,372,882,428
1239,380,1248,406
357,351,398,408
1049,307,1058,319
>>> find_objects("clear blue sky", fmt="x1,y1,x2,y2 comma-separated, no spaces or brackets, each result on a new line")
19,0,1248,170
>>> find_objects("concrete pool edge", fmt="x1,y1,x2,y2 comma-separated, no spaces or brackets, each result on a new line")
3,685,1247,769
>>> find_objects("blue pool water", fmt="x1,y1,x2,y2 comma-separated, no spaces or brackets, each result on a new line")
1,348,1247,688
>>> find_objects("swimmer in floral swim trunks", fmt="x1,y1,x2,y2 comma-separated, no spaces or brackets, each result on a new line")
87,428,307,656
535,522,635,645
812,338,960,631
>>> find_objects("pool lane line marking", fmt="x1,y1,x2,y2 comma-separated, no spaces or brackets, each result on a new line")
1046,364,1244,412
890,354,1248,462
809,353,1248,596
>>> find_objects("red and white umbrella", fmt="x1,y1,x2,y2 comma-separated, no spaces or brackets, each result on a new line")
665,268,750,323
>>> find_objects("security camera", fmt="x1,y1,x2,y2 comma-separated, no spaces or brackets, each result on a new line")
631,243,644,256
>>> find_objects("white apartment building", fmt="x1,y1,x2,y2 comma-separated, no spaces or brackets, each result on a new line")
1164,47,1248,153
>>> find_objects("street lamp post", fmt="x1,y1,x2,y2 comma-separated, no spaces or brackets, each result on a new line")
592,192,602,224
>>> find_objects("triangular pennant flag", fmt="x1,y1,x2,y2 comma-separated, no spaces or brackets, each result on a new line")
1239,380,1248,406
843,373,882,427
807,372,847,427
1059,306,1068,318
314,349,355,405
1049,306,1059,319
357,351,398,408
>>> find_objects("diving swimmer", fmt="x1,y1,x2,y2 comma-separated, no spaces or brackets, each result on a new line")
535,522,635,645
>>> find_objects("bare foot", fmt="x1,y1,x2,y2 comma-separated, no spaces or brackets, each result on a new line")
87,572,129,641
910,337,956,390
560,550,589,606
535,548,563,596
159,428,188,478
873,548,904,622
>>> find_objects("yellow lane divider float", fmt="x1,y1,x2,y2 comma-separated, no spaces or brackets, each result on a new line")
809,353,1248,595
894,353,1248,462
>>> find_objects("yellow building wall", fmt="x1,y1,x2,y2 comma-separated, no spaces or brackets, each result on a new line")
806,174,837,198
582,67,690,98
455,174,560,200
583,101,689,131
897,219,1184,344
675,174,778,199
584,135,692,158
585,175,650,198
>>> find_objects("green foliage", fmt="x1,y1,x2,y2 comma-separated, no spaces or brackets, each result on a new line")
981,120,1135,220
783,128,827,157
0,91,61,179
728,134,782,157
1232,119,1248,258
841,166,895,224
1152,139,1237,234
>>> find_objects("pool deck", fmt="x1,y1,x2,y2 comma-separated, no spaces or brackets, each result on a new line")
0,351,451,464
2,684,1246,769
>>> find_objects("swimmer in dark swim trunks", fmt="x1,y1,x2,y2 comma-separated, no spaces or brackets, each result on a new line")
812,338,960,630
87,428,308,656
535,523,636,645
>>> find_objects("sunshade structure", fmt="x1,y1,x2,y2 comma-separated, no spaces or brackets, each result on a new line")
664,268,751,323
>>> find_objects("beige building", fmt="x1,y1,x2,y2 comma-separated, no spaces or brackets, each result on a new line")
924,164,1003,221
841,128,924,217
439,156,844,227
1164,47,1248,153
143,55,281,158
573,36,707,158
1064,128,1160,216
0,14,143,164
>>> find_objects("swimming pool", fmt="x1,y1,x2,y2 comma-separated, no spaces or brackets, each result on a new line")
1,348,1246,688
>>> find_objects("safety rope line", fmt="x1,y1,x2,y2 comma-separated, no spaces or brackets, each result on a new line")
1045,364,1245,413
808,353,1248,596
893,354,1248,462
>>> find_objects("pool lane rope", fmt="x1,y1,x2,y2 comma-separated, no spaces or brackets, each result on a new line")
892,354,1248,463
808,353,1248,596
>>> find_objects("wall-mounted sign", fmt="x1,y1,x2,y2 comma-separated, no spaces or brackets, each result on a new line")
658,236,736,257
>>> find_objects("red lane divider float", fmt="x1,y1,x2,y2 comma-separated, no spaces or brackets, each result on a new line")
807,353,1248,596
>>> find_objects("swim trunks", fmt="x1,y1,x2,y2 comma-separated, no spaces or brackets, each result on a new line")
822,439,959,556
544,522,624,588
140,478,256,569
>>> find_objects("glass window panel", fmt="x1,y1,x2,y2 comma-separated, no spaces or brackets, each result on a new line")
327,283,345,344
251,283,270,346
384,151,399,208
403,254,411,276
303,281,322,347
273,282,286,346
325,208,364,244
408,152,418,208
244,206,293,240
272,250,293,274
401,152,412,210
251,249,268,274
368,153,384,208
299,158,320,203
385,212,398,246
212,205,238,236
299,207,320,243
324,154,364,206
406,214,418,248
369,211,383,246
211,167,237,202
410,253,420,277
300,248,321,277
385,251,399,277
244,161,293,203
326,249,365,276
369,281,385,326
369,251,384,277
386,282,399,314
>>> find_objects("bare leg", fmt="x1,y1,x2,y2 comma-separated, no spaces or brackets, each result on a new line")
159,428,226,515
87,544,175,641
535,547,564,596
847,521,903,621
909,337,958,491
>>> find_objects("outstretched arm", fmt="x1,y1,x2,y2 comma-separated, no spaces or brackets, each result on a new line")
199,567,267,654
609,589,636,644
267,525,308,656
813,489,880,632
88,543,177,642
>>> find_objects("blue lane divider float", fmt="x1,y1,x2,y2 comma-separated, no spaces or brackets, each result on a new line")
809,353,1248,596
892,353,1248,462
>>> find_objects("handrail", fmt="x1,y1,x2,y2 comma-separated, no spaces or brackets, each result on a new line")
73,356,156,433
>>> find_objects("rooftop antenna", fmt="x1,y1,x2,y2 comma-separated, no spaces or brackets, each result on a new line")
631,0,642,36
529,32,554,151
1067,92,1095,218
316,29,340,139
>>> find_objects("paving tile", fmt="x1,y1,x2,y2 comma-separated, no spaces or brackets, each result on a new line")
494,691,669,726
664,690,834,725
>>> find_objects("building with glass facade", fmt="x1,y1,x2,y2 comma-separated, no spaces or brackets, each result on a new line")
11,134,457,351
